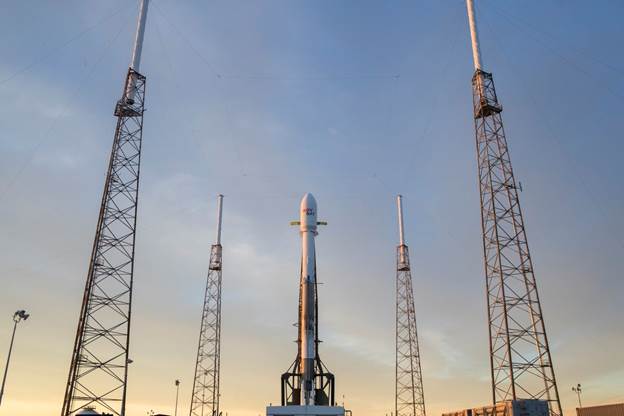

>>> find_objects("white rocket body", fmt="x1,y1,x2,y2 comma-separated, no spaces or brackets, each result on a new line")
299,193,318,405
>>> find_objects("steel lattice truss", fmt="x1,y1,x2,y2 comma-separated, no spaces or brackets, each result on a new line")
62,68,146,416
396,244,426,416
471,69,562,416
190,244,223,416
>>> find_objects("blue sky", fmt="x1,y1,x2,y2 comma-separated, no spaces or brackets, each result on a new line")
0,1,622,415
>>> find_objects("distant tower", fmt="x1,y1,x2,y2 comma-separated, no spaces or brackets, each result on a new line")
61,1,150,415
464,2,562,415
190,195,225,416
395,195,426,416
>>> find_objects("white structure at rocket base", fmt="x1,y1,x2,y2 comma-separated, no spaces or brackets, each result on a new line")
299,193,318,405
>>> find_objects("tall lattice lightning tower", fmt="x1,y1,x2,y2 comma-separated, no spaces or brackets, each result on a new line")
395,195,426,416
464,2,562,415
190,195,225,416
61,1,150,415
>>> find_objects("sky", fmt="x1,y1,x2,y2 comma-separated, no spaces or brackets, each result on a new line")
0,1,623,415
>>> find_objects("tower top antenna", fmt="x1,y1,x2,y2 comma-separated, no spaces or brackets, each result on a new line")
130,0,150,72
215,194,224,245
396,195,406,246
466,0,483,70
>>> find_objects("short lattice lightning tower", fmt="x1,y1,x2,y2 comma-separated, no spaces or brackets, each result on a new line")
395,195,426,416
61,1,150,415
465,2,562,415
190,195,225,416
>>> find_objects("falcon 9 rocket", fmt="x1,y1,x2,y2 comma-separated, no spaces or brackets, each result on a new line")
299,193,319,404
271,194,343,416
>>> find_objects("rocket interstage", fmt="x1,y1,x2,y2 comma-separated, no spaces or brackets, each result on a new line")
276,193,341,415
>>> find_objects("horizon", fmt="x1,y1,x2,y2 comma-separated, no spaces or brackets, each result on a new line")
0,1,623,416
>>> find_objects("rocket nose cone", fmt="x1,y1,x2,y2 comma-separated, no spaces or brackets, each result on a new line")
300,193,318,229
301,193,317,210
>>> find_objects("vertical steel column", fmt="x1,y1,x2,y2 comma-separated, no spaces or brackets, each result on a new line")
190,195,224,416
61,68,146,416
395,196,426,416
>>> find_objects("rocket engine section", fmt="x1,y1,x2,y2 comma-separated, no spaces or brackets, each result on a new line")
280,193,336,408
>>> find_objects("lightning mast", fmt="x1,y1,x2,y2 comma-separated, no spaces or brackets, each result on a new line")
190,195,225,416
61,1,150,415
395,195,426,416
464,2,562,415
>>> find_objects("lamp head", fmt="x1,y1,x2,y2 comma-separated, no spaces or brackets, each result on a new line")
13,310,29,322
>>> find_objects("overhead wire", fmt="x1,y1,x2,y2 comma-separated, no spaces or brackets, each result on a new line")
153,13,178,89
0,2,135,88
151,0,401,82
151,0,222,78
394,2,467,188
485,2,624,102
220,74,401,81
147,0,462,210
477,2,624,251
487,1,624,77
0,10,134,204
412,2,476,242
147,2,249,179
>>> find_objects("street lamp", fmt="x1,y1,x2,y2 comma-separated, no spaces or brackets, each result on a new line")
174,379,181,416
572,383,583,408
0,310,30,406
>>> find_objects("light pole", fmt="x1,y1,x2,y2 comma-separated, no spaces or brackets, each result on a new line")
174,379,180,416
0,310,30,406
572,383,583,408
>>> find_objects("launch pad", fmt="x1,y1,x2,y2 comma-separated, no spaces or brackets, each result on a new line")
281,358,335,406
267,405,345,416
